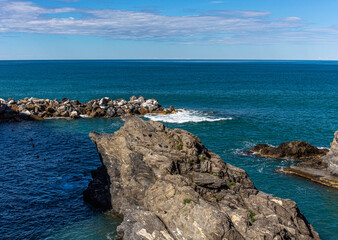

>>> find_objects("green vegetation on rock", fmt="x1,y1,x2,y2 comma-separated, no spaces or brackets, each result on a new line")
249,210,256,222
249,210,255,217
227,182,236,186
198,154,205,162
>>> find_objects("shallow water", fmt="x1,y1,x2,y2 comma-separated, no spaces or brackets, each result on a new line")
0,60,337,239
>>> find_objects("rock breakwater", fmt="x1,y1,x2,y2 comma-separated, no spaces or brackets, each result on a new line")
0,96,175,122
84,116,320,240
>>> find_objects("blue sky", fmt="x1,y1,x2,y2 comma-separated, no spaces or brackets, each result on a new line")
0,0,338,60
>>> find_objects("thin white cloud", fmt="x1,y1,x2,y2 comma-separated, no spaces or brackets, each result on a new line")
204,10,272,17
0,0,337,44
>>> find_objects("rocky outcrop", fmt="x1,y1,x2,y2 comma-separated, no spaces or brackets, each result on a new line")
249,141,329,160
278,132,338,188
322,131,338,176
0,96,176,122
84,117,320,240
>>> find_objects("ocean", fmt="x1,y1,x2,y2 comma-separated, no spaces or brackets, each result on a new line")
0,60,337,239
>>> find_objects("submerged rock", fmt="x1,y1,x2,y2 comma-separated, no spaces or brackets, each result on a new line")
250,141,329,160
84,117,320,240
278,132,338,188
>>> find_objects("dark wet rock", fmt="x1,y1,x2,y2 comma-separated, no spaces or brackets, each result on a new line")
0,96,176,122
250,141,329,160
278,132,338,188
83,166,111,210
84,117,320,240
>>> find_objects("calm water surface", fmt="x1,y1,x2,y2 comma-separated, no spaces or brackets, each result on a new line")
0,60,337,239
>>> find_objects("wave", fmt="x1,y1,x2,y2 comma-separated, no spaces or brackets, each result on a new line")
143,109,232,124
44,117,71,120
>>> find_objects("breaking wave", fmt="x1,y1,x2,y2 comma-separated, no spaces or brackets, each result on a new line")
144,109,232,124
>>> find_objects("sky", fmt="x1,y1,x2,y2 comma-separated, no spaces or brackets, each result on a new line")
0,0,338,60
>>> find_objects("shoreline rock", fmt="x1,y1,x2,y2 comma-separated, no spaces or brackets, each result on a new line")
0,96,176,122
84,116,320,240
277,132,338,188
249,141,329,160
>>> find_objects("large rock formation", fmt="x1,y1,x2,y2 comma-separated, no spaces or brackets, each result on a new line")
84,117,320,240
249,141,329,160
0,96,175,122
322,131,338,176
278,132,338,188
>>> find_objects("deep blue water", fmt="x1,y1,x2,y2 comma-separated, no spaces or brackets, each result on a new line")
0,60,337,239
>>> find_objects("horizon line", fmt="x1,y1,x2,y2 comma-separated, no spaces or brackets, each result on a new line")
0,58,337,61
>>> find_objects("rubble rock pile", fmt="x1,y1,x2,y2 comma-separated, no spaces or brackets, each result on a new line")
0,96,176,122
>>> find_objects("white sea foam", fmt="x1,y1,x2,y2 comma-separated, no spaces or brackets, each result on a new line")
44,117,71,120
45,115,90,119
144,109,232,124
318,146,330,150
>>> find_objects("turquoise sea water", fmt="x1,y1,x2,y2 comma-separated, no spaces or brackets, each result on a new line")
0,60,337,239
